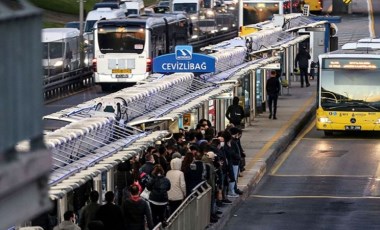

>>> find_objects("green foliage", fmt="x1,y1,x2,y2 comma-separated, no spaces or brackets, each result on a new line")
28,0,101,15
44,21,65,28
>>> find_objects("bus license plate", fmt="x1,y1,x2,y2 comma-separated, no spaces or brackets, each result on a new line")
345,125,361,130
115,74,129,78
112,69,131,74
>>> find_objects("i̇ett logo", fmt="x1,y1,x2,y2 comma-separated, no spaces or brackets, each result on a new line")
175,45,192,60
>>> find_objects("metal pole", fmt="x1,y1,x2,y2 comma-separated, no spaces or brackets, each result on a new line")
79,0,85,67
238,0,243,36
290,0,292,13
348,2,352,14
285,47,290,95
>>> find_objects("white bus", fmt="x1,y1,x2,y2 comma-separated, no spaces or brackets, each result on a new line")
42,28,80,76
92,14,189,91
239,0,300,35
84,7,126,44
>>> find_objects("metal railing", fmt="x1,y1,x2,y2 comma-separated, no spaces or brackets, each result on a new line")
153,181,212,230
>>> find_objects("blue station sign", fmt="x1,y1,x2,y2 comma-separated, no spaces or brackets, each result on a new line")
153,45,216,73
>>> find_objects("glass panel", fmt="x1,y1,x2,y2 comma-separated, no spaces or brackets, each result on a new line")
85,20,97,33
243,2,280,25
320,69,380,111
43,42,64,59
173,3,198,13
97,26,145,54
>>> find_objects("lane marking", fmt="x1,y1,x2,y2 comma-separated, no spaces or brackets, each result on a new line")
368,0,376,38
270,119,314,175
250,195,380,199
245,93,316,171
270,174,371,178
302,137,380,141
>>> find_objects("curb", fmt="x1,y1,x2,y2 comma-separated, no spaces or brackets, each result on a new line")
207,101,316,230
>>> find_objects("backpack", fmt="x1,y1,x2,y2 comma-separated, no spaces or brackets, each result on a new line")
139,171,152,188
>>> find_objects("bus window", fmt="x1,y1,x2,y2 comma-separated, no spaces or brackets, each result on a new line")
97,26,145,54
43,42,64,59
243,3,280,26
173,3,197,13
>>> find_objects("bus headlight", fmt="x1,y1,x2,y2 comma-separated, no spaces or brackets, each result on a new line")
318,117,331,123
375,119,380,124
54,61,63,67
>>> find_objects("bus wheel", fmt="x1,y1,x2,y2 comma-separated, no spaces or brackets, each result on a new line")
324,131,333,136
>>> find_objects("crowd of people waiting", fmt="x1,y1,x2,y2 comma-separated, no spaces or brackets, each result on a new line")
53,118,247,230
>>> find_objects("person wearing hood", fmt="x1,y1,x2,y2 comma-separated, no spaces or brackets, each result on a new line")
166,158,186,215
53,211,81,230
225,96,245,128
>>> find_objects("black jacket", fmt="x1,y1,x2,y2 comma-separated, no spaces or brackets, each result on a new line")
95,203,124,230
184,160,210,196
225,104,245,125
122,197,154,230
266,77,280,96
295,49,311,69
146,175,171,203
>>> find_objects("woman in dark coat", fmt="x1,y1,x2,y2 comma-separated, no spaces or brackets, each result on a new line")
146,164,171,226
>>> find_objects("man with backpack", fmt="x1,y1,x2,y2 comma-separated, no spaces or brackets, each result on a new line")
225,96,245,128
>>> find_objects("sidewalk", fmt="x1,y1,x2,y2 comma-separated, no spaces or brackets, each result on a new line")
208,78,317,229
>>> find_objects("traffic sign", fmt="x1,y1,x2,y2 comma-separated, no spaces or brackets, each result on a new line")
343,0,352,4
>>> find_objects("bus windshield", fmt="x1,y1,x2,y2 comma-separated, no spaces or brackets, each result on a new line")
243,3,280,25
97,26,145,54
173,3,197,13
320,69,380,111
43,42,64,59
85,20,97,33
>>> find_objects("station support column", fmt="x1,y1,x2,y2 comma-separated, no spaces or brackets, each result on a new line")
107,168,115,192
94,175,103,204
58,194,68,223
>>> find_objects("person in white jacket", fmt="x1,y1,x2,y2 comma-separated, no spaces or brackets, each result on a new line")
166,157,186,215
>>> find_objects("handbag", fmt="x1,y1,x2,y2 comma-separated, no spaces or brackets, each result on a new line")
140,187,151,200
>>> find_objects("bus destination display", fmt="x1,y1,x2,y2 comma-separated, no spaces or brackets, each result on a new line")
323,58,380,69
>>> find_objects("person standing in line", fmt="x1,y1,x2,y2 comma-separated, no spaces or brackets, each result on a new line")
79,190,101,230
166,157,186,215
95,191,124,230
221,131,240,198
53,210,81,230
146,165,171,226
122,184,154,230
229,127,244,195
266,70,281,120
225,96,245,129
295,45,311,87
